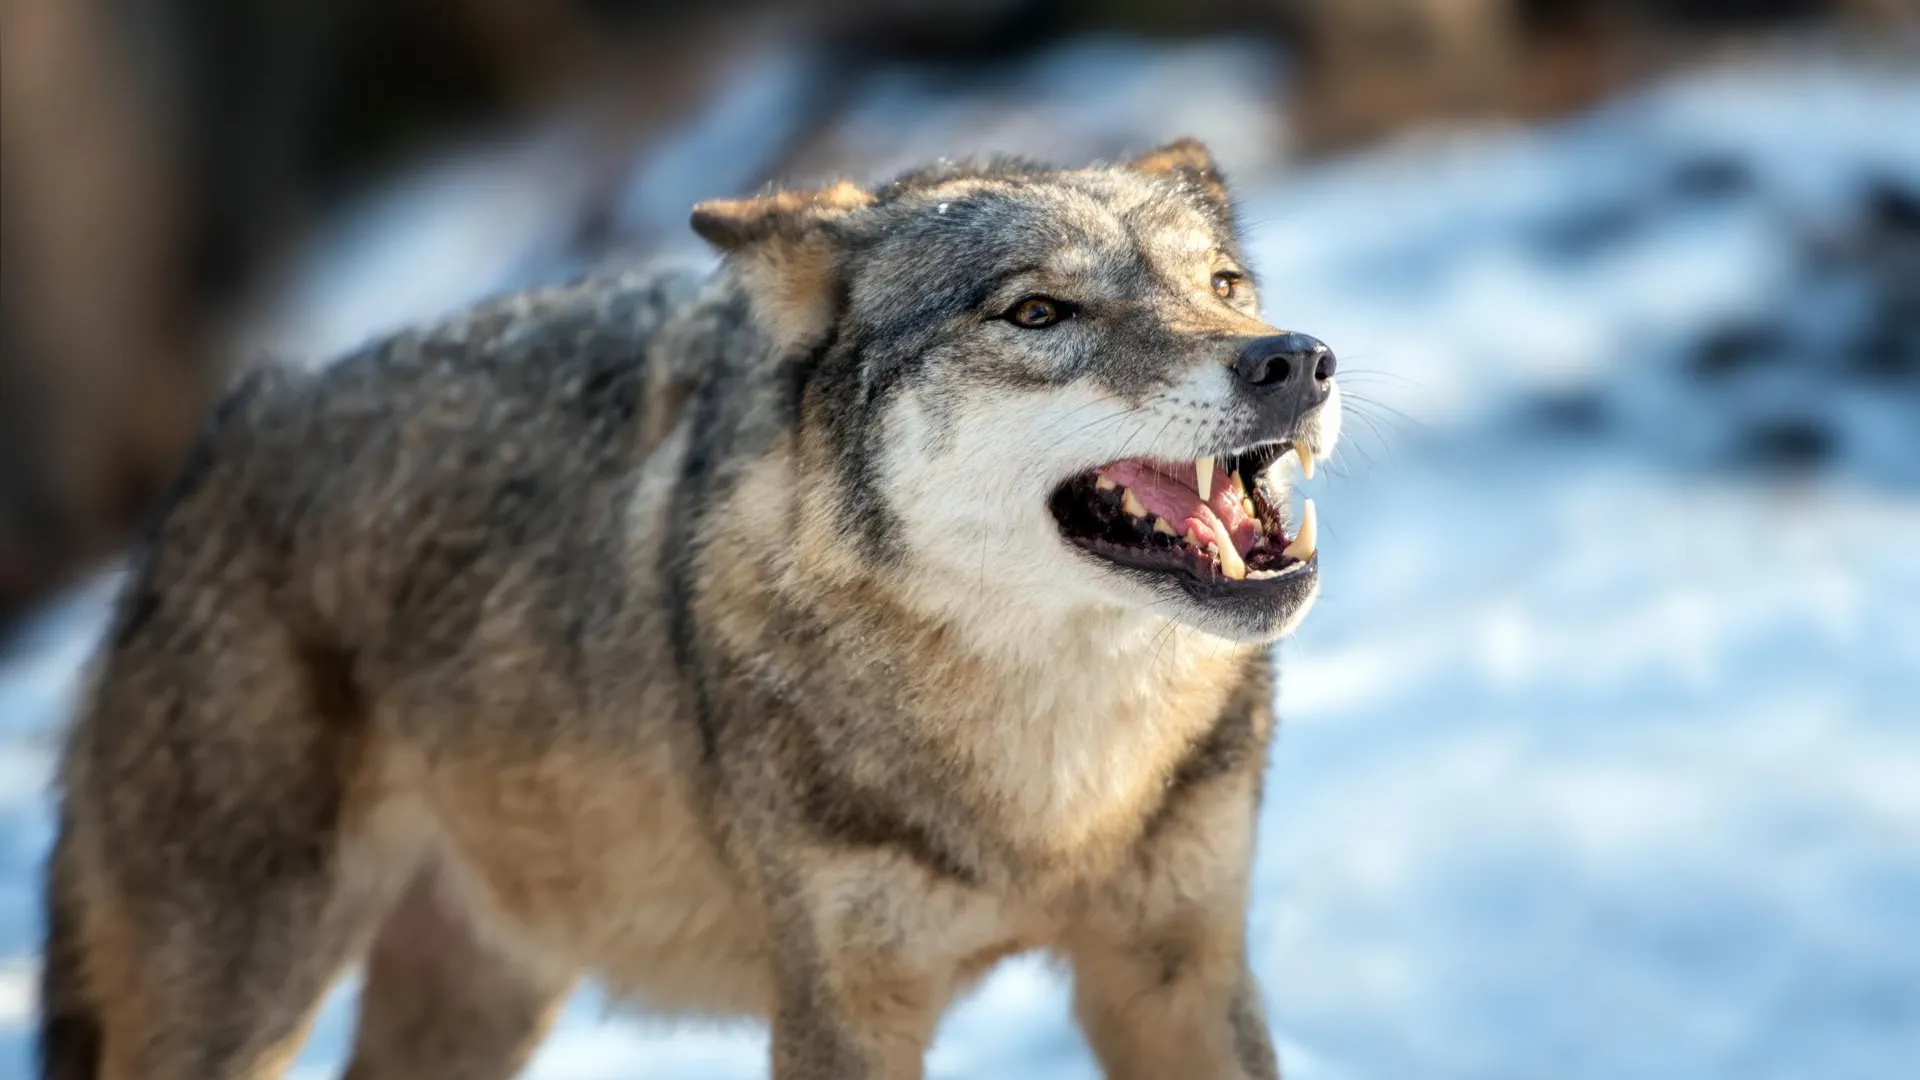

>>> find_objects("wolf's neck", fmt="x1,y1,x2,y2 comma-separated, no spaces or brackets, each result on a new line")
892,570,1233,674
912,591,1264,859
735,564,1264,861
842,570,1259,727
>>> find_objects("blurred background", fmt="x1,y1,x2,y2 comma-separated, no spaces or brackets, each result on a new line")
2,1,1917,1077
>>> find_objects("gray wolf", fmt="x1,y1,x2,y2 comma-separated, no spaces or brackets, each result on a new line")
39,137,1341,1079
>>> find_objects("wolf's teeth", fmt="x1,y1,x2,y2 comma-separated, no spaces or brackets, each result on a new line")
1195,456,1215,501
1096,475,1116,492
1121,489,1147,517
1242,497,1258,521
1282,498,1318,561
1152,517,1176,536
1219,541,1247,580
1231,470,1247,496
1294,444,1315,480
1184,527,1201,549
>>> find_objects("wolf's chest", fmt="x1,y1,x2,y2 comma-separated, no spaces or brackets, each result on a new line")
953,645,1252,867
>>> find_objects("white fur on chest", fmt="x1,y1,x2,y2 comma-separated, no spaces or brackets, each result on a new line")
949,610,1251,858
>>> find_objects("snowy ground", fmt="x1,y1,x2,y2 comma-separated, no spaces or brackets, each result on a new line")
2,48,1917,1080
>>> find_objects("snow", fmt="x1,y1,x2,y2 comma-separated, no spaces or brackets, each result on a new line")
2,49,1916,1080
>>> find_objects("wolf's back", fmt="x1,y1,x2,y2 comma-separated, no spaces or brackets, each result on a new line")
32,263,730,1080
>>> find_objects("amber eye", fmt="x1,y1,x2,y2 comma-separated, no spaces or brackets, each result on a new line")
1007,296,1069,328
1212,270,1243,301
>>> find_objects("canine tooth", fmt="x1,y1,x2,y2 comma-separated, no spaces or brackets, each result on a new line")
1152,517,1176,536
1096,475,1116,492
1121,489,1147,517
1282,498,1318,561
1196,456,1215,500
1295,444,1315,480
1219,541,1247,580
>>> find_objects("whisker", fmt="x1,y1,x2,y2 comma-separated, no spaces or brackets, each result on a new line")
1146,614,1183,672
1331,433,1378,471
1341,393,1427,432
1340,409,1397,461
1036,397,1132,438
1336,367,1425,387
1115,411,1180,467
1341,406,1415,457
1046,408,1148,444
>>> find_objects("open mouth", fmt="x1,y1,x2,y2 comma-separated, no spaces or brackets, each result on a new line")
1048,442,1319,587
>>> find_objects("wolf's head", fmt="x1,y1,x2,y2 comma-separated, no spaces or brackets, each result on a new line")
693,139,1339,644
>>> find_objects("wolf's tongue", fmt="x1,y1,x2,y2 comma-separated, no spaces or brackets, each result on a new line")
1097,459,1262,556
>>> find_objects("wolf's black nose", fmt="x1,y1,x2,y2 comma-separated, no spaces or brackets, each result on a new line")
1235,332,1334,399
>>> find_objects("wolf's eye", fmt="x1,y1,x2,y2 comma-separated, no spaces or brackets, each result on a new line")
1212,271,1243,301
1006,296,1070,328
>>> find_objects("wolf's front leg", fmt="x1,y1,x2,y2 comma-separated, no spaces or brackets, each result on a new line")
760,852,958,1080
768,970,939,1080
1065,761,1281,1080
1066,916,1280,1080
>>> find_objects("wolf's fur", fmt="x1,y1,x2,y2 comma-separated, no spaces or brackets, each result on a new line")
41,139,1339,1079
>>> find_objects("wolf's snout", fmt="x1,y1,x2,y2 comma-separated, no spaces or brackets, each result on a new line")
1234,332,1335,407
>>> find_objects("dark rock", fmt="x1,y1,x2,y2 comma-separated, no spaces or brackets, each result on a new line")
1535,202,1642,259
1528,390,1610,433
1691,322,1781,380
1865,177,1920,237
1738,416,1835,468
1669,153,1755,201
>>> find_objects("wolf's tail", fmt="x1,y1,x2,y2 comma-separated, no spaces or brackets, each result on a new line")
38,827,103,1080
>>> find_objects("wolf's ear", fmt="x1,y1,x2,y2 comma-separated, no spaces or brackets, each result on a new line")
691,180,874,348
689,179,873,250
1125,137,1232,216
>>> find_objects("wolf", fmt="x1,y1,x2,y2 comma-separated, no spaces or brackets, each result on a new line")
38,138,1341,1079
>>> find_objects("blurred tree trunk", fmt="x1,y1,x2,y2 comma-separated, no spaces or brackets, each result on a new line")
1,0,211,635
